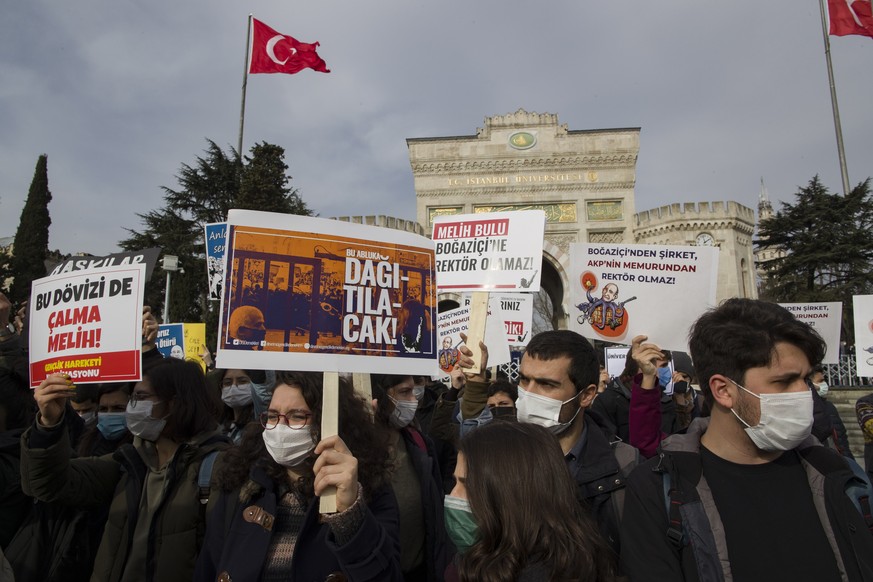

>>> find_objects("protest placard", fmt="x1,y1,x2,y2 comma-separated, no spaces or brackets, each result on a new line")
205,223,227,301
853,295,873,378
432,210,544,292
156,323,185,360
216,210,437,375
779,302,843,364
569,243,719,352
435,303,512,376
49,248,160,279
29,264,146,386
184,323,206,369
604,346,630,381
462,292,534,347
154,322,206,370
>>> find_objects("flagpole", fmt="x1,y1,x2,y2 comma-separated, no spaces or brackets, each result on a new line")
238,14,253,160
818,0,851,195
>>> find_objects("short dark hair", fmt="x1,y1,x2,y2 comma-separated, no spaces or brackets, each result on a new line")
144,357,220,442
689,299,826,406
72,383,100,404
487,380,518,402
524,330,599,394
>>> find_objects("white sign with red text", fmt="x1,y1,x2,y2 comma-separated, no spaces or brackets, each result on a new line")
432,210,544,292
29,264,146,386
569,243,719,352
779,302,842,364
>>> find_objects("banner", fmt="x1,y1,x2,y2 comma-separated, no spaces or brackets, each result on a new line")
205,223,227,301
49,247,160,279
432,210,544,292
462,292,534,347
157,323,207,371
216,210,437,375
569,243,719,352
779,302,843,364
604,346,630,381
435,304,512,375
29,264,146,386
854,295,873,378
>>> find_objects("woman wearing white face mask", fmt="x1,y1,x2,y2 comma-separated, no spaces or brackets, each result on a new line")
213,368,256,444
372,374,453,582
195,371,403,582
22,357,230,582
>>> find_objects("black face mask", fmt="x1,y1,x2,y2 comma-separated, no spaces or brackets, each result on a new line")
237,326,267,344
490,406,517,420
672,380,690,394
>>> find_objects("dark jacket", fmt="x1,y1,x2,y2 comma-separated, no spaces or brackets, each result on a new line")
593,377,678,444
399,427,454,581
20,417,230,582
591,378,632,441
858,392,873,482
571,412,639,555
619,418,873,581
194,465,403,582
0,429,28,549
809,389,854,459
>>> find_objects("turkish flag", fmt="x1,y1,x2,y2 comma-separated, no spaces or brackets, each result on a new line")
249,18,330,74
828,0,873,38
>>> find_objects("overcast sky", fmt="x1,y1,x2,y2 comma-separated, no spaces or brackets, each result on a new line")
2,1,871,256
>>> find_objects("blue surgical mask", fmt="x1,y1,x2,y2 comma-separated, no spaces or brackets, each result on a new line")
97,412,128,441
657,366,672,389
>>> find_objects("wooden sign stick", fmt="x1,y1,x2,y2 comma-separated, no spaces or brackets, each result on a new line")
353,372,373,419
319,371,339,514
465,292,489,375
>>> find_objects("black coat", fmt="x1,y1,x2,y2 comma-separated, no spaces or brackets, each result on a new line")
399,427,455,581
571,413,639,554
194,466,403,582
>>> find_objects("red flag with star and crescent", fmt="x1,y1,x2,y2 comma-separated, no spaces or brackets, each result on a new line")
828,0,873,38
249,18,330,74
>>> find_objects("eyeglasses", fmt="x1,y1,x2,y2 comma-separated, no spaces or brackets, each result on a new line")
260,410,312,430
128,393,160,409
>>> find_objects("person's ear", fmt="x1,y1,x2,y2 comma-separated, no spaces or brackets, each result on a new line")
578,384,597,409
709,374,736,409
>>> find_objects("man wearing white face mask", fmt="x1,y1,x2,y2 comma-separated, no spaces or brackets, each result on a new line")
620,299,873,582
514,330,639,555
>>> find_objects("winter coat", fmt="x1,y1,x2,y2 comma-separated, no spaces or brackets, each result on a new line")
194,465,403,582
571,412,639,554
398,426,454,581
20,417,229,582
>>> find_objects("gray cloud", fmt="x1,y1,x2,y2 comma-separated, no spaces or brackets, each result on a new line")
1,1,870,256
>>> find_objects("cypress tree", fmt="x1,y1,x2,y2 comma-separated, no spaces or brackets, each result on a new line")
10,155,52,305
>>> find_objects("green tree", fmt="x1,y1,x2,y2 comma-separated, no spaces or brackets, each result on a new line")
120,140,311,345
10,155,52,305
756,175,873,346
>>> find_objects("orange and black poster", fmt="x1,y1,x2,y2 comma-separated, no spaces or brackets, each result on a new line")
216,210,437,375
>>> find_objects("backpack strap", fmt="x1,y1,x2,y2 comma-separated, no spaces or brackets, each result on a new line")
198,450,221,504
609,441,639,524
799,445,873,534
655,453,688,548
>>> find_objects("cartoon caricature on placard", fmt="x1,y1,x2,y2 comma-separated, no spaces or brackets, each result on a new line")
574,271,636,339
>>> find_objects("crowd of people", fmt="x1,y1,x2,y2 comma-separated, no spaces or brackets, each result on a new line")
1,294,873,582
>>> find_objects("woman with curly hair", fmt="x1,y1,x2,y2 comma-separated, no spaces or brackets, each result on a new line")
445,422,617,582
195,371,402,582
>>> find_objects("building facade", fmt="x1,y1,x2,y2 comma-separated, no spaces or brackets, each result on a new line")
406,109,757,328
